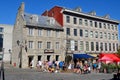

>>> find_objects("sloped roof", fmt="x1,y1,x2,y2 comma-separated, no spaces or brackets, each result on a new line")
23,13,63,30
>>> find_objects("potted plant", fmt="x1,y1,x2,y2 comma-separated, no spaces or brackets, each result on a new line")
101,63,108,73
107,63,114,73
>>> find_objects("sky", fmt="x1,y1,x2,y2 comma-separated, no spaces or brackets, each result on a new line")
0,0,120,37
0,0,120,25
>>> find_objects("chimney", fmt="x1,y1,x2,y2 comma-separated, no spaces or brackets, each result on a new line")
88,11,96,16
18,2,25,14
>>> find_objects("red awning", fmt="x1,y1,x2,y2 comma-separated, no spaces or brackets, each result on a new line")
99,53,120,62
99,56,113,61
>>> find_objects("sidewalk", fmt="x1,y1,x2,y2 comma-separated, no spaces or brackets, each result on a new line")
4,62,39,72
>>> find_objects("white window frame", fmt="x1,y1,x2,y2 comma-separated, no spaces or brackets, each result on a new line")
28,28,34,36
38,29,42,36
47,30,51,37
38,41,42,49
90,31,93,38
47,42,51,49
29,41,33,49
56,42,59,49
85,30,88,37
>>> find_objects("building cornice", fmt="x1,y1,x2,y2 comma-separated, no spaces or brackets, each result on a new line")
62,8,119,24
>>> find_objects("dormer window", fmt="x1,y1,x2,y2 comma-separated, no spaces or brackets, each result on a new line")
30,15,38,23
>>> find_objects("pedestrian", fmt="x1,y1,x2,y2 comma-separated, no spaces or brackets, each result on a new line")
38,60,42,70
30,59,34,69
36,61,39,69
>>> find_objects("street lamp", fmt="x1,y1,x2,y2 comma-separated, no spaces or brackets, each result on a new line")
8,49,12,64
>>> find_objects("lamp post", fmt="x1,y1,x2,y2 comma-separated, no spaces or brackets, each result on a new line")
8,49,12,64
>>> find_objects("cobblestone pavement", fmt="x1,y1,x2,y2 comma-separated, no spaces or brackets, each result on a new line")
4,63,114,80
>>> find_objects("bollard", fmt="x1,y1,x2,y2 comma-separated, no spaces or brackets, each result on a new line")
14,63,16,67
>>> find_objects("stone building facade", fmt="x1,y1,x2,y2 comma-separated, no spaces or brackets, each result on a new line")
13,3,119,68
12,3,65,68
42,6,119,56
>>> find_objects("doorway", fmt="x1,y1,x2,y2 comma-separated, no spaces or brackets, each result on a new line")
28,56,34,67
38,55,41,61
47,55,50,61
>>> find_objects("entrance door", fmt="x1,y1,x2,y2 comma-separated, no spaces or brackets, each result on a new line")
47,55,50,61
28,56,34,67
56,55,59,61
38,55,41,61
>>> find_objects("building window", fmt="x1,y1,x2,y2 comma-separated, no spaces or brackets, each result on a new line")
29,41,33,49
90,31,93,38
47,30,51,37
91,42,94,51
115,25,117,30
79,19,82,25
85,30,88,37
56,30,59,37
111,25,114,30
73,17,77,24
95,31,98,38
80,29,83,37
116,34,118,40
100,32,103,39
56,42,59,49
47,42,51,49
85,20,88,26
109,43,111,51
108,33,111,39
105,43,107,51
96,42,99,51
38,41,42,49
116,43,118,51
86,41,89,51
80,41,84,51
38,29,42,36
66,40,70,50
74,29,77,36
108,24,110,29
66,28,70,35
112,34,115,40
66,16,70,23
100,42,103,51
104,32,107,39
28,28,33,36
0,34,3,51
95,22,97,27
90,21,93,27
0,27,4,32
99,23,102,28
113,43,115,51
75,41,78,51
104,23,106,29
